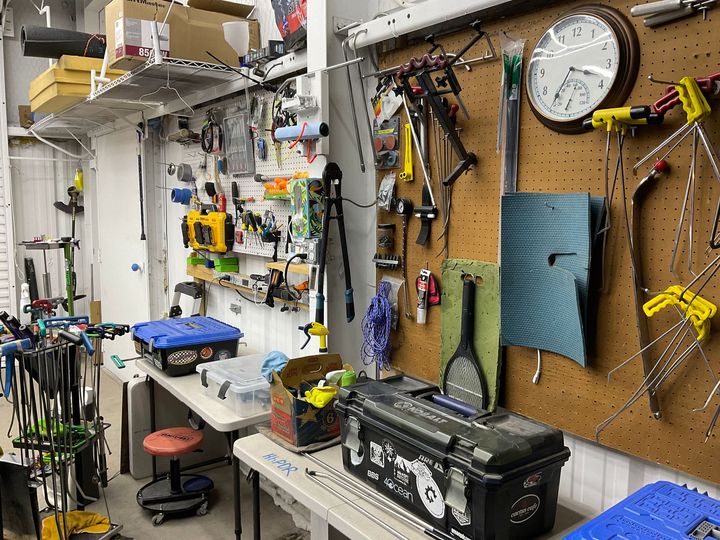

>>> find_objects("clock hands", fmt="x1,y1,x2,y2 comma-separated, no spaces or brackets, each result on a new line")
551,66,575,106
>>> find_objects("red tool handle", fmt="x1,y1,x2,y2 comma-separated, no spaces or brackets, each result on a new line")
397,53,447,77
652,72,720,114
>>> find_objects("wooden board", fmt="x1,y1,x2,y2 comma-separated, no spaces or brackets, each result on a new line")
376,0,720,483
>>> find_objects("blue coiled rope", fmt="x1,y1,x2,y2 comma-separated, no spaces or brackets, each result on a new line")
361,280,392,370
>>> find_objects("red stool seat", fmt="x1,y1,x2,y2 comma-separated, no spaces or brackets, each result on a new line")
143,427,204,457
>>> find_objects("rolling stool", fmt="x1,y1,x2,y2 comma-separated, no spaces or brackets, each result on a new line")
136,427,214,526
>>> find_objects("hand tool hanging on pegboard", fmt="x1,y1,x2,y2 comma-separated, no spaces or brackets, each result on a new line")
315,163,354,326
396,198,414,319
636,73,720,254
396,21,491,187
630,0,717,27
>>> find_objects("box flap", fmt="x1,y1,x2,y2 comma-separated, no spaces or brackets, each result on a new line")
273,354,343,388
187,0,254,18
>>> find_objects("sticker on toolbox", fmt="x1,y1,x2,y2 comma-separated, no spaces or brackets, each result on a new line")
412,461,445,519
510,494,540,524
370,441,384,468
116,18,170,59
393,456,412,486
382,440,396,462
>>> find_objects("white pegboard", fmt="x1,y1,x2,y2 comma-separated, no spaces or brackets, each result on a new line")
179,89,313,260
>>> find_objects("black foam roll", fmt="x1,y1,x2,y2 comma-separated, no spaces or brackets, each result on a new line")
21,25,106,59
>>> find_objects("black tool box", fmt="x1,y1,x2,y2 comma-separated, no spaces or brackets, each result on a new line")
336,376,571,540
131,316,243,377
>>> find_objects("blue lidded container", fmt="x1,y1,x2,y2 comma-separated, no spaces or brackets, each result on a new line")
132,316,243,376
565,481,720,539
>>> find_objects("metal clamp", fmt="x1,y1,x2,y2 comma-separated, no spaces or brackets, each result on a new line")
343,417,362,453
444,467,467,513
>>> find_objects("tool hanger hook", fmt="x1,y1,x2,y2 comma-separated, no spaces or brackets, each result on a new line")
648,73,686,86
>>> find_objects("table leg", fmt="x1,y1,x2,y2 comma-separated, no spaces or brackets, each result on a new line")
148,376,157,481
252,469,260,540
231,430,242,540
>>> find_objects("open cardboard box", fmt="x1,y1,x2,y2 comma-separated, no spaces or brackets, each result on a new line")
105,0,260,70
270,354,344,448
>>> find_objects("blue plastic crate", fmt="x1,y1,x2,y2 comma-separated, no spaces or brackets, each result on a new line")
565,481,720,539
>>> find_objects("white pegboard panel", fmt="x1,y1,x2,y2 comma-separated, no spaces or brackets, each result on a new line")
179,89,312,261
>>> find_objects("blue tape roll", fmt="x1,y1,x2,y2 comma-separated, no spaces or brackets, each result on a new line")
171,188,192,205
275,122,329,142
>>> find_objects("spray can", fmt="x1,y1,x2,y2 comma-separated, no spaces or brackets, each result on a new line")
19,283,31,325
416,268,431,324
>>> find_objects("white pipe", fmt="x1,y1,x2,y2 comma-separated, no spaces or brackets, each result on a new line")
0,32,18,312
28,128,93,160
349,0,513,49
9,155,90,163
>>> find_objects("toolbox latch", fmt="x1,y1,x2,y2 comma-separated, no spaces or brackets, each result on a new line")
343,417,362,453
200,369,208,387
445,467,467,513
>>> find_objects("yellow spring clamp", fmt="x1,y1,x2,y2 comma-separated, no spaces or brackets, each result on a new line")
676,76,711,125
643,285,717,342
399,122,414,182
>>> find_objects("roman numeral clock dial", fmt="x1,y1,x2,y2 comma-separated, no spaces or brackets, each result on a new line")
526,5,640,134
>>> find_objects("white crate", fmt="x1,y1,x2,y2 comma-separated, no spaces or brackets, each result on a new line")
196,353,270,416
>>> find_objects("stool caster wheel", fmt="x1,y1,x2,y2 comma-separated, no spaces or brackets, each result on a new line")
152,513,165,526
196,502,208,516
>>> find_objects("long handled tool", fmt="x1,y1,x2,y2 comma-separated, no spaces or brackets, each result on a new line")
629,160,670,419
315,163,354,325
137,124,147,241
442,275,488,410
396,198,413,319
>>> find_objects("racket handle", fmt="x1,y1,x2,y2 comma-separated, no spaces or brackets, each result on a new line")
432,394,478,416
460,278,475,342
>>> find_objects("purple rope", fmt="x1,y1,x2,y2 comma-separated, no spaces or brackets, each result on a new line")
361,280,392,370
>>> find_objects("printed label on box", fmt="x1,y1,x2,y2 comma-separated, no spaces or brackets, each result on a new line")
116,18,170,60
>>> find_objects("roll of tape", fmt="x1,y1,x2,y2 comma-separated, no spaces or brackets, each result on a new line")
176,163,193,182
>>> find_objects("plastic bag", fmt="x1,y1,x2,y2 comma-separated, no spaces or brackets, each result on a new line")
377,173,396,211
271,0,307,51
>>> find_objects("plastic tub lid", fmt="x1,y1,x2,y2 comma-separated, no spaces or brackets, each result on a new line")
131,316,243,349
197,353,269,395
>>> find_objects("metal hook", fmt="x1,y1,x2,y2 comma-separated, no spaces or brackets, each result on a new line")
648,74,686,86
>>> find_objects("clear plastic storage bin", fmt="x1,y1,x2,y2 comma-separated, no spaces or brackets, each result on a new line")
196,353,270,416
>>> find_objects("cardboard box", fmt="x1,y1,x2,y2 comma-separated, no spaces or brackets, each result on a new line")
18,106,33,128
270,354,343,448
28,56,126,113
104,0,260,71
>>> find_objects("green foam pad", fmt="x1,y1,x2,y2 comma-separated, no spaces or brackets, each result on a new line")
440,259,501,411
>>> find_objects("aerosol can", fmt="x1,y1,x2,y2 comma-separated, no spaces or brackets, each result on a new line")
416,268,432,324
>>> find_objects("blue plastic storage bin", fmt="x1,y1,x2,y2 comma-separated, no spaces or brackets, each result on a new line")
132,316,243,376
565,480,720,539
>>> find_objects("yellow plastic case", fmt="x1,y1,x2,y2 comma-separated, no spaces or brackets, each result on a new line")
186,210,234,253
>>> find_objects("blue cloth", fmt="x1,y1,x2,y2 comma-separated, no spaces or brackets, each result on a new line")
261,351,289,382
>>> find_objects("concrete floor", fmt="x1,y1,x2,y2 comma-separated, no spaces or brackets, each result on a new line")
0,368,305,540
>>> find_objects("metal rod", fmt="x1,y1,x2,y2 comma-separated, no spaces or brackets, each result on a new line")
670,128,697,279
304,470,411,540
341,35,366,173
402,95,437,208
633,122,693,174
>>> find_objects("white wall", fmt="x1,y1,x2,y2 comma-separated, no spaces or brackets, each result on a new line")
4,0,79,126
8,137,92,313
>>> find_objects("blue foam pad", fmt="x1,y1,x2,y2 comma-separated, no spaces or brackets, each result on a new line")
501,193,593,366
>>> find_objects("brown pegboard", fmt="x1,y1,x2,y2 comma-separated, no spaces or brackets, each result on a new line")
376,0,720,483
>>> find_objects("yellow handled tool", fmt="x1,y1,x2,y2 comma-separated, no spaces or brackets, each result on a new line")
643,285,717,341
584,106,664,132
399,122,414,182
299,322,329,353
676,76,711,125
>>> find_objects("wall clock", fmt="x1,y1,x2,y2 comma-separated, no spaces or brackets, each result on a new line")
526,5,640,134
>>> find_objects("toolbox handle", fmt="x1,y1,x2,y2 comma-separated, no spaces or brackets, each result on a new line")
218,380,231,400
364,400,453,449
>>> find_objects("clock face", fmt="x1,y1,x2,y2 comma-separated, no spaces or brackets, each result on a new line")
527,14,620,123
